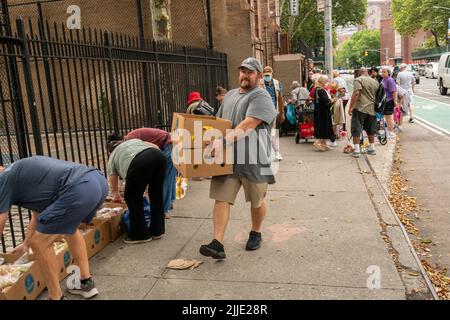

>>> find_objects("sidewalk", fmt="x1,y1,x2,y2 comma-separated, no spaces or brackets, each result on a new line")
53,135,432,300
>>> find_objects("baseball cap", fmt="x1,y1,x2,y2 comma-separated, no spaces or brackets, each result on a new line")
238,58,263,73
400,63,407,68
263,66,273,76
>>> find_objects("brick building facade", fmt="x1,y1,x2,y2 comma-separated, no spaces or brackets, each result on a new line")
210,0,281,88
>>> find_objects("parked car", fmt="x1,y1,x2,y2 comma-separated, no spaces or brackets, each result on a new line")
425,62,439,79
417,63,427,76
406,64,420,84
437,52,450,95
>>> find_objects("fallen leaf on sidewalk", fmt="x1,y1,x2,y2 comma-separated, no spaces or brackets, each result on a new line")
167,259,203,270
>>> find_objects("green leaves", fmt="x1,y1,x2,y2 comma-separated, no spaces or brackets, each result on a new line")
280,0,367,51
335,30,381,68
392,0,450,47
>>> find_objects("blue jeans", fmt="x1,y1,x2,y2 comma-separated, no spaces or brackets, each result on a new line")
162,144,177,213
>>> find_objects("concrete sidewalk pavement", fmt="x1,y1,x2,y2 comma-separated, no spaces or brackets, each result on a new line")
54,135,433,300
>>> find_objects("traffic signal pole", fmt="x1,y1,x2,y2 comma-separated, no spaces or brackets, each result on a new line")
324,0,333,78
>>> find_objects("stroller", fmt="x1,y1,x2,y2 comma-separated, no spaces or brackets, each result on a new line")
357,112,387,149
295,100,315,144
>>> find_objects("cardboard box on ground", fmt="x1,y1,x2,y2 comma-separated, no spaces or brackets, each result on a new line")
99,201,128,242
171,113,233,178
79,218,111,258
0,240,73,300
0,202,124,300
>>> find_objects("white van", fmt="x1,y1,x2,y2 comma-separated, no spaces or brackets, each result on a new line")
425,62,438,79
437,52,450,95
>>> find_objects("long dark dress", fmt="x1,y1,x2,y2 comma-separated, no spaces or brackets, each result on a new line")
314,87,335,140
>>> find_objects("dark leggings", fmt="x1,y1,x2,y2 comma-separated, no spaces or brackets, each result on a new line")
342,100,348,131
125,148,167,240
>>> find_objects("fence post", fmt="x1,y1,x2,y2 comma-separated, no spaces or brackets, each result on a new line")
104,32,120,135
136,0,153,127
37,4,58,134
154,41,163,126
16,17,43,155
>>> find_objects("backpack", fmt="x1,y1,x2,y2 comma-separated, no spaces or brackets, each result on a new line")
374,83,386,114
192,100,215,116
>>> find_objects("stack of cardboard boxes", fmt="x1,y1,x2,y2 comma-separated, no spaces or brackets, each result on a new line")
171,113,233,178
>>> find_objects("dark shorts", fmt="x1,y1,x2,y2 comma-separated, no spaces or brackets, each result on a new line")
384,99,394,115
351,109,377,137
37,170,108,235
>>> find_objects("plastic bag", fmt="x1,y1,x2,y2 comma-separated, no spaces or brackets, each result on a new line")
120,196,151,236
286,104,297,126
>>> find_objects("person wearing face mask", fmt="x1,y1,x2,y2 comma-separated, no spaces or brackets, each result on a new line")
259,66,285,161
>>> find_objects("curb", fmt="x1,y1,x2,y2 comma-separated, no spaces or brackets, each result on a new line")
362,143,439,300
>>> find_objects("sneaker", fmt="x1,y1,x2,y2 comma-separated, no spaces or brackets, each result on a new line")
275,152,283,161
351,151,360,158
199,239,226,259
123,236,152,244
387,132,396,140
367,149,376,155
68,278,99,299
245,231,262,251
409,117,415,123
328,141,338,147
151,234,163,240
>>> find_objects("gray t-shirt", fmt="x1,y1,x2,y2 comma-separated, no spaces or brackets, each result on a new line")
353,76,379,116
0,156,97,213
397,71,414,92
216,87,277,184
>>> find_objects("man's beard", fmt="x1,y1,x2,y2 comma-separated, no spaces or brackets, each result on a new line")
240,79,251,89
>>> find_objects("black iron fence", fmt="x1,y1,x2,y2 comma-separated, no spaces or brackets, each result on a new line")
0,10,228,252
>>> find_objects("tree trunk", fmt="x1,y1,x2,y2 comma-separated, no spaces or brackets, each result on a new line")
430,29,440,48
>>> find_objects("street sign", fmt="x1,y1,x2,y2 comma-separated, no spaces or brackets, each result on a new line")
317,0,325,13
290,0,299,16
448,18,450,44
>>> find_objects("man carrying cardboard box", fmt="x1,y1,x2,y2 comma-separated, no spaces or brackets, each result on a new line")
199,57,277,259
0,156,108,300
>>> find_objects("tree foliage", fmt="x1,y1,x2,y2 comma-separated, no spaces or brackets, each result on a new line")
335,30,380,68
392,0,450,47
280,0,367,52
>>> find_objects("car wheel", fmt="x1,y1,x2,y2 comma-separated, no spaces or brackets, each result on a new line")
440,80,448,95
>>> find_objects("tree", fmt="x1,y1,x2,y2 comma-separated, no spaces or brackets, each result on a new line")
392,0,450,48
280,0,367,52
335,30,380,68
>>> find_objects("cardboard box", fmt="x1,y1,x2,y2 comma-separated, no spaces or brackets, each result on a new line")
171,113,232,149
98,203,127,242
0,253,45,300
173,147,233,178
54,243,75,282
79,218,111,258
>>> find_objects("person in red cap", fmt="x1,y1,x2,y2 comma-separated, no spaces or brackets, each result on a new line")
186,92,215,116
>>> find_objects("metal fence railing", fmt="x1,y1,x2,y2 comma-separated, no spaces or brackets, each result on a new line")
0,3,228,252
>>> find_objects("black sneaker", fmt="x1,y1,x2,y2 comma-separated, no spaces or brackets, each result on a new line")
246,231,262,251
199,239,226,259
